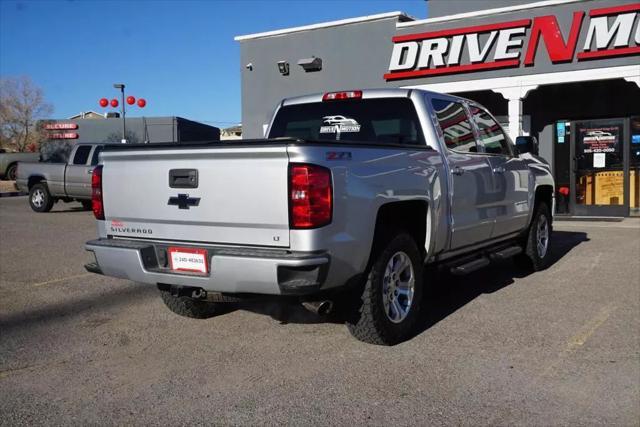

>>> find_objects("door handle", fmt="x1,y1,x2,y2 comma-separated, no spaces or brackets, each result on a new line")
492,166,505,174
87,169,94,175
451,166,465,176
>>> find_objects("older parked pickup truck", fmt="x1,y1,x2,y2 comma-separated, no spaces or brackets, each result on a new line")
0,149,40,181
16,143,104,212
85,89,554,345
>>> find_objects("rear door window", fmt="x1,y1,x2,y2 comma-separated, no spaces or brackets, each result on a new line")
269,98,425,146
90,146,103,165
469,106,512,156
430,99,479,154
72,145,92,165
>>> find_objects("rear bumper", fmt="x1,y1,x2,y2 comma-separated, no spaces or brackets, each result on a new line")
85,238,330,295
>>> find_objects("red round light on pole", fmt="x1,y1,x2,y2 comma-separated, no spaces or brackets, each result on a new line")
126,96,136,105
110,99,119,108
99,98,108,108
137,98,146,108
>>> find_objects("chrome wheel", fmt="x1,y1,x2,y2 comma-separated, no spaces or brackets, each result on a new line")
382,251,415,324
32,189,45,208
536,215,549,258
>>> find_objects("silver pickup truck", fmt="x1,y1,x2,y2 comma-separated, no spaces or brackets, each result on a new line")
85,89,554,345
16,143,104,212
0,149,40,181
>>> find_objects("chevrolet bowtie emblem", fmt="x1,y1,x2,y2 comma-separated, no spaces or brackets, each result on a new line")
168,194,200,209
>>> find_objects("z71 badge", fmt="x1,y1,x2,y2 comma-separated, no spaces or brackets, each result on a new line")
326,151,352,161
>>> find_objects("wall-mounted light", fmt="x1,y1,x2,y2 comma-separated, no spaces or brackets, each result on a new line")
277,61,289,76
246,62,253,71
298,56,322,72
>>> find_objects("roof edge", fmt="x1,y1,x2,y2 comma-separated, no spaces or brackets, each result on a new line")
235,11,414,41
397,0,586,28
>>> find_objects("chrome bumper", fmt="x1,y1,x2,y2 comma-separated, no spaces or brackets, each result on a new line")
85,238,330,295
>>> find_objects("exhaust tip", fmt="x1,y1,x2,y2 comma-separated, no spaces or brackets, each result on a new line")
302,300,333,316
317,300,333,316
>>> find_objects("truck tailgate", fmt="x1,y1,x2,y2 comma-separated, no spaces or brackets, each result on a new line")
101,145,290,247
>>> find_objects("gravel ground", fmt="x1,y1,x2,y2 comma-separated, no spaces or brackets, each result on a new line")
0,196,639,425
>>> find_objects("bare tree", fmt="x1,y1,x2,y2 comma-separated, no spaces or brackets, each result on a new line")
0,76,53,152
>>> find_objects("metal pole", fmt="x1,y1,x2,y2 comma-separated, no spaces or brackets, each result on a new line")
114,83,126,143
120,86,126,143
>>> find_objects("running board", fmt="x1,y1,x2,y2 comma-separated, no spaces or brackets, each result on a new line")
450,257,490,275
489,246,522,261
449,245,523,275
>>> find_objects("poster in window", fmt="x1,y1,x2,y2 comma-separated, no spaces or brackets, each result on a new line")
578,125,620,154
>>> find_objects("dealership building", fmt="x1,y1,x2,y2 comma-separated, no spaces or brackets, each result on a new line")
236,0,640,217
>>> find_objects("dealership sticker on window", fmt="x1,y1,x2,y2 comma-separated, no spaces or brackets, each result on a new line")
593,153,605,168
320,115,361,134
556,122,565,144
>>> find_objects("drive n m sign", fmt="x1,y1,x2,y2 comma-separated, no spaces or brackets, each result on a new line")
384,3,640,80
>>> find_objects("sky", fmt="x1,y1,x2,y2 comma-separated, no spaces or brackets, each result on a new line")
0,0,427,128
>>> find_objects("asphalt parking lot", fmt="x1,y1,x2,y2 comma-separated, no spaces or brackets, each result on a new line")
1,196,639,425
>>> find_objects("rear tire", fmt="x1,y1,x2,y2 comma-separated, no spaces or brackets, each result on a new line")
346,232,423,345
5,163,17,181
516,201,552,271
81,200,93,211
29,183,54,213
159,288,219,319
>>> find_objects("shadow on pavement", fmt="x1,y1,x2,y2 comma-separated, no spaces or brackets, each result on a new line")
0,231,589,340
412,229,589,338
0,283,156,333
47,206,90,213
238,230,590,333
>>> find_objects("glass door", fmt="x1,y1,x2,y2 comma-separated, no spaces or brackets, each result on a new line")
570,118,629,217
630,116,640,216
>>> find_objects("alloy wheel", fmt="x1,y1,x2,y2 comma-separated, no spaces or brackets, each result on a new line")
32,189,45,208
536,215,549,258
381,251,415,323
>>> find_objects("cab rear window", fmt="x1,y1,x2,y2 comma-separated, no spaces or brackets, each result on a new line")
269,98,425,146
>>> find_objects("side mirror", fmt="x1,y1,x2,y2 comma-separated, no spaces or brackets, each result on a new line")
515,135,539,156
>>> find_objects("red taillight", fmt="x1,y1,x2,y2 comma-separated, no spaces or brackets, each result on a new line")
322,90,362,101
91,165,104,220
289,164,332,229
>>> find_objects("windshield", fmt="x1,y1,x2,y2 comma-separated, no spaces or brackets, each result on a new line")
268,98,425,145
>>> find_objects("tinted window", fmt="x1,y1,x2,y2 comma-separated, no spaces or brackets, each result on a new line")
90,146,103,165
72,146,91,165
269,98,425,145
470,106,511,156
431,99,478,153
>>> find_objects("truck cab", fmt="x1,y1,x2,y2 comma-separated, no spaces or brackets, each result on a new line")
16,143,104,212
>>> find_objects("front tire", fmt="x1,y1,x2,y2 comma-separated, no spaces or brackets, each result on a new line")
29,183,54,213
347,232,423,345
159,288,219,319
516,201,552,271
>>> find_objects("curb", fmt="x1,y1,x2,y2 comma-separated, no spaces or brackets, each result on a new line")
0,191,27,198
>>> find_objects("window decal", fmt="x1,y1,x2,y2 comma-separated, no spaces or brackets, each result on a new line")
319,115,361,134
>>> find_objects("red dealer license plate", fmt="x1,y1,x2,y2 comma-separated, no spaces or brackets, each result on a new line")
168,247,209,274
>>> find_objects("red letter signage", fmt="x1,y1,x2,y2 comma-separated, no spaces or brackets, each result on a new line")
524,11,585,65
385,4,640,81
